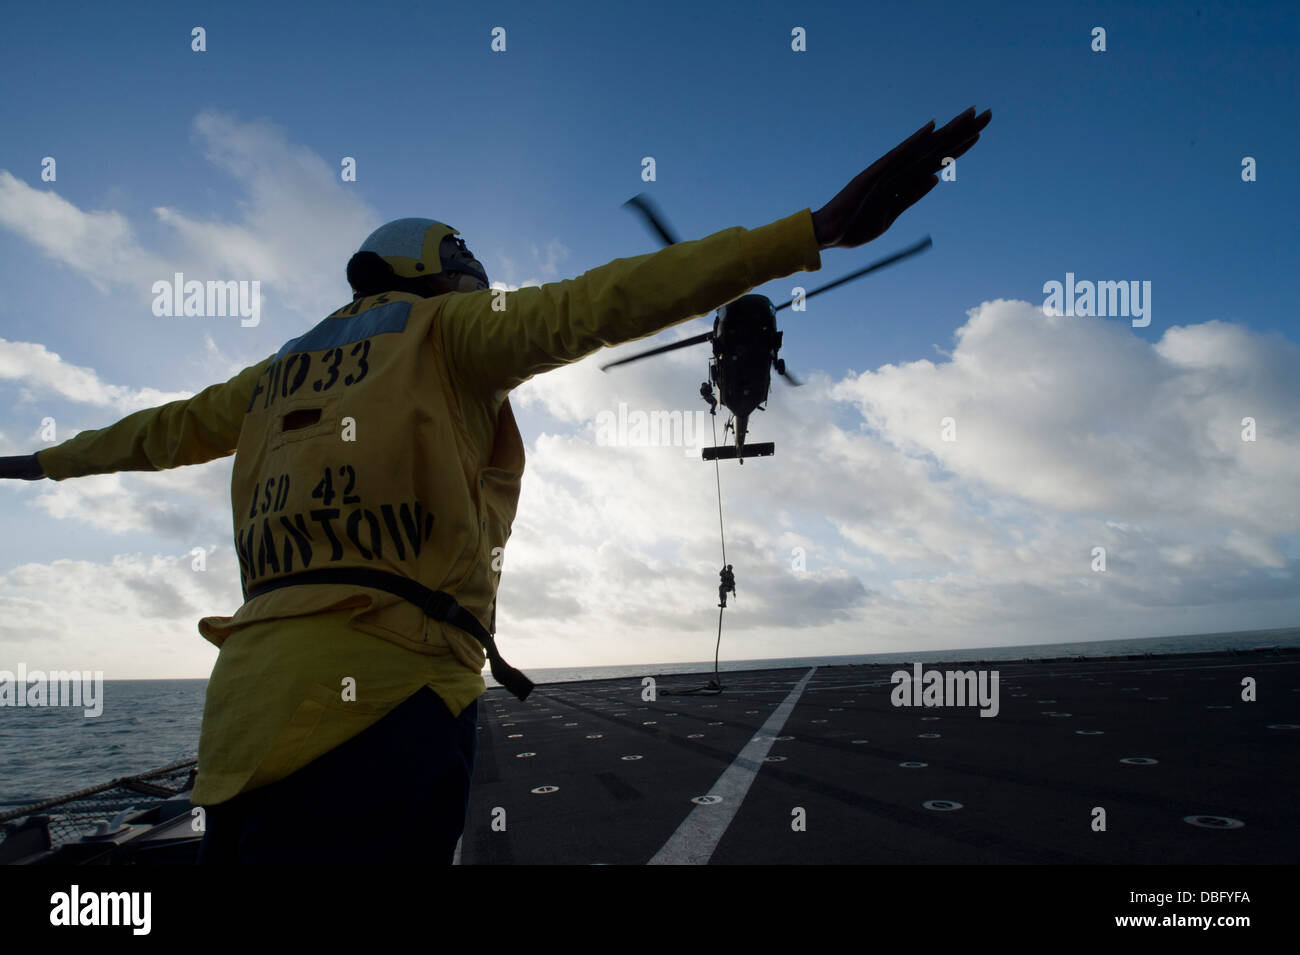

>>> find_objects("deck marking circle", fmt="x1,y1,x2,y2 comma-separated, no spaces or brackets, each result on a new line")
691,795,723,806
586,734,603,739
642,721,657,725
923,800,962,811
1184,815,1244,829
621,755,643,760
1120,757,1158,765
531,786,558,794
688,733,704,739
515,752,536,758
900,761,927,768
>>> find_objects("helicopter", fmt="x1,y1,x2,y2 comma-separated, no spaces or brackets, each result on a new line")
601,193,934,462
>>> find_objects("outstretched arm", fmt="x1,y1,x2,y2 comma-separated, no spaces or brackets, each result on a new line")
0,356,273,482
438,106,991,399
437,209,821,399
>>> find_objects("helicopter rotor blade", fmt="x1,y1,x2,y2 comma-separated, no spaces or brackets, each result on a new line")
600,332,713,371
623,193,681,247
774,235,933,313
773,357,803,387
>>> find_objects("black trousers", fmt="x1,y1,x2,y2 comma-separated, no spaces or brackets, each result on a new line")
197,687,478,864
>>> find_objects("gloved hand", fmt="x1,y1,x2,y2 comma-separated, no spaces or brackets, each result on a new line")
811,106,992,251
0,454,46,480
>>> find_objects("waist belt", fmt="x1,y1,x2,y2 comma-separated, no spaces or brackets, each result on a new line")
244,568,534,701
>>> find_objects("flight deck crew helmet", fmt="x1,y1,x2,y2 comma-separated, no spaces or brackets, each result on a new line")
346,218,489,296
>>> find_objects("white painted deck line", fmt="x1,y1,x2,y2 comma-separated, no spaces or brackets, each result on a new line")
648,666,817,865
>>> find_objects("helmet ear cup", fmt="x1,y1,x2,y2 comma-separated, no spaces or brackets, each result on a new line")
348,251,440,298
347,251,393,295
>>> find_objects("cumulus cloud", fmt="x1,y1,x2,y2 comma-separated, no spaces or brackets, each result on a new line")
0,171,173,295
0,339,191,414
0,551,242,678
0,110,376,319
830,302,1300,548
29,461,235,542
489,300,1299,664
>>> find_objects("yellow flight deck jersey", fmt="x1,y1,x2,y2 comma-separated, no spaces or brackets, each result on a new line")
35,209,822,805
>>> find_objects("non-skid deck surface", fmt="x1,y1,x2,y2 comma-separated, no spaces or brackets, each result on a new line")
460,651,1299,864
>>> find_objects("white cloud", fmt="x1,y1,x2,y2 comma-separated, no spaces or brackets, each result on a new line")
0,171,173,294
29,460,235,542
530,237,571,278
489,300,1299,664
0,109,378,320
0,552,239,678
830,302,1300,537
0,338,191,413
150,110,377,317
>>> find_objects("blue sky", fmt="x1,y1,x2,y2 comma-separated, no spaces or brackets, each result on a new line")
1,0,1297,677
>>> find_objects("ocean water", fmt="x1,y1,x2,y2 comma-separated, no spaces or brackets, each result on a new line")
0,680,206,813
2,626,1296,812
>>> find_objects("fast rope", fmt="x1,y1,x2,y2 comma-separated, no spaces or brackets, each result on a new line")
662,388,732,696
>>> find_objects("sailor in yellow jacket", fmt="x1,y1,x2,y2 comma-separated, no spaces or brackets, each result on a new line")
0,108,991,863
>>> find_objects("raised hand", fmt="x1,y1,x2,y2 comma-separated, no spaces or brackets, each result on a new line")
811,106,992,250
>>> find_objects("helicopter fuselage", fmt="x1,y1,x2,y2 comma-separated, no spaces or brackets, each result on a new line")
707,294,781,456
